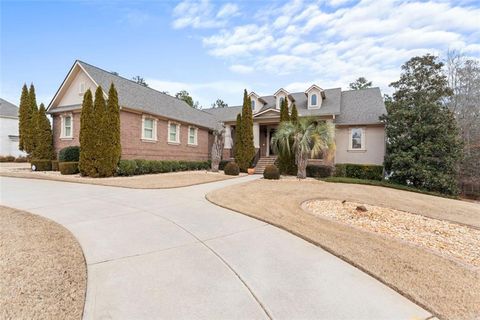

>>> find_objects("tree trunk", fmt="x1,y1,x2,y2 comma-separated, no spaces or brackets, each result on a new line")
296,151,308,179
211,128,225,172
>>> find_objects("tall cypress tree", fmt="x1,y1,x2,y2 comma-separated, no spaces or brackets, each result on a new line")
24,84,39,156
239,89,255,171
92,86,107,177
290,103,298,123
280,97,290,122
32,103,54,160
79,89,95,176
104,83,121,176
18,84,29,152
234,113,243,162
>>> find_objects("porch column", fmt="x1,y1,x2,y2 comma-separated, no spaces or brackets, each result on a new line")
253,123,260,149
224,124,233,149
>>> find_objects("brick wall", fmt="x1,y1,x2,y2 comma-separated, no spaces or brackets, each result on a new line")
52,112,81,155
52,110,211,161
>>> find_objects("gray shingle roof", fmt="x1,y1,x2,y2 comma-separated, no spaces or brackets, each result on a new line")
49,61,219,129
203,106,242,122
0,98,19,118
336,88,386,125
79,61,220,129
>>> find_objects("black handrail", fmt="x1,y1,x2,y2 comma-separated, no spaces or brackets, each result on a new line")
252,149,261,167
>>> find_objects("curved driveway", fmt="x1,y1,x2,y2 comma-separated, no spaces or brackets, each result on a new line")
0,176,431,320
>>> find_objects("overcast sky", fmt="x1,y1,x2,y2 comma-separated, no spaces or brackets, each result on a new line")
1,0,479,108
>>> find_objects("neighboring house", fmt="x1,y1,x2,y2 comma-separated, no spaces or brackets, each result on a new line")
0,98,26,157
47,60,386,166
204,85,386,166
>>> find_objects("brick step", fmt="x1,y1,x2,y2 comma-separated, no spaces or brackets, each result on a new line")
254,157,277,174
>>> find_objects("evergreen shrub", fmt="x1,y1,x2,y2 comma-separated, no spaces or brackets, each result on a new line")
224,162,240,176
59,146,80,162
51,160,59,171
59,162,79,175
306,164,333,178
31,159,52,171
334,164,383,181
263,165,280,180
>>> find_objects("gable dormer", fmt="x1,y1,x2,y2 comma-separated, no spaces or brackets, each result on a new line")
274,88,290,110
305,84,325,109
248,91,261,113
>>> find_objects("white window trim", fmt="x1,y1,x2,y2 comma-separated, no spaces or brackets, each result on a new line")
141,115,157,142
348,127,366,151
168,121,181,144
188,126,198,146
60,113,73,140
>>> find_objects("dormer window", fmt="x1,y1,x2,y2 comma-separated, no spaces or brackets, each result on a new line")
279,97,285,106
251,100,255,110
305,84,324,109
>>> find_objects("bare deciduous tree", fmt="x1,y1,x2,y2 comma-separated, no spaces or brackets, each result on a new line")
211,126,225,172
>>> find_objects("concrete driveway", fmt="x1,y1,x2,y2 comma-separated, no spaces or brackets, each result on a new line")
0,176,431,320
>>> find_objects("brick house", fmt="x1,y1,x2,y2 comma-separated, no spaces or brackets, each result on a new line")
47,60,387,168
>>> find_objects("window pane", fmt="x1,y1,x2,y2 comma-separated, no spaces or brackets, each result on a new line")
170,132,176,141
169,124,177,142
251,100,255,110
65,116,71,126
144,128,153,139
65,127,71,137
311,94,317,105
189,128,195,144
144,119,153,129
352,128,362,149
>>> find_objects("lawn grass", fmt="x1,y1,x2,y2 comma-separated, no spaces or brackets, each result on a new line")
322,176,457,199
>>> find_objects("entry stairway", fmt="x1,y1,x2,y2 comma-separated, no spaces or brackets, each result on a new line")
254,156,277,174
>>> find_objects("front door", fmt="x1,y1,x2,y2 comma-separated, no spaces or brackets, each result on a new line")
267,128,277,156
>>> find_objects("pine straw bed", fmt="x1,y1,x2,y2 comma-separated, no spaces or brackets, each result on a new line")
0,206,87,319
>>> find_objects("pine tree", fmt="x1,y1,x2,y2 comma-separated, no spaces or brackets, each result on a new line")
290,103,298,123
239,90,255,171
234,113,243,161
24,84,39,155
18,84,29,151
103,83,121,176
79,89,95,176
382,54,463,195
280,97,290,122
32,103,54,160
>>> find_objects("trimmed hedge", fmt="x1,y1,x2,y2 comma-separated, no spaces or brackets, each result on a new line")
51,160,59,171
59,162,79,175
0,155,15,162
263,165,280,180
224,162,240,176
116,159,210,176
15,156,28,163
334,163,383,181
59,146,80,162
306,164,333,178
31,159,52,171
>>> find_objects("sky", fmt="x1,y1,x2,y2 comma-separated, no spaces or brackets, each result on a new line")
1,0,479,108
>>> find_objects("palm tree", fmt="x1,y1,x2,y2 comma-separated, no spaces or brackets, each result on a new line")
271,118,335,179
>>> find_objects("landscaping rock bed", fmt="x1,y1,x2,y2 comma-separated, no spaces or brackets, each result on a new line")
302,200,480,268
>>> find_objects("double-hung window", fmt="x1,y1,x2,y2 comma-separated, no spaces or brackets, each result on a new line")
61,114,73,139
350,128,365,150
168,122,180,144
142,116,157,141
188,126,197,145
